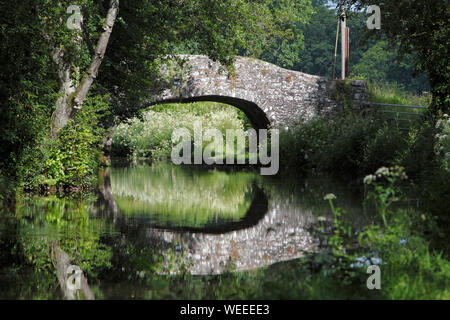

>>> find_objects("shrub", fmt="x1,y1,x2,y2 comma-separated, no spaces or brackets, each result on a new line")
397,115,450,222
279,117,330,171
21,94,110,191
319,115,379,174
363,125,406,173
111,102,247,159
434,114,450,172
279,113,398,175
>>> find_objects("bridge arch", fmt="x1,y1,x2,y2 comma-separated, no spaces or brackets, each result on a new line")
147,95,270,131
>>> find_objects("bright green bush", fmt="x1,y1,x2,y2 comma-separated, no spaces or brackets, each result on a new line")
21,94,110,191
111,102,247,159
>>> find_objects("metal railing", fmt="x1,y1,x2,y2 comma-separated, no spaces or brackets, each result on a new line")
363,102,427,130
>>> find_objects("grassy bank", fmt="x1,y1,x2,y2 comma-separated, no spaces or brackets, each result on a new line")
279,113,405,176
368,82,432,107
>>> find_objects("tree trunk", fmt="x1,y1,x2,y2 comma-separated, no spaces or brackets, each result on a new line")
50,48,78,137
50,0,119,136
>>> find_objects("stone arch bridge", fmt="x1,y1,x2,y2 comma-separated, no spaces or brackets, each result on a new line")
147,55,368,130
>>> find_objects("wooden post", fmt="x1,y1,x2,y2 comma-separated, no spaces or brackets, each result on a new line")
345,27,349,78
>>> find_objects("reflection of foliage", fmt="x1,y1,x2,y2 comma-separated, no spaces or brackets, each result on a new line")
14,195,113,279
126,176,447,300
0,266,61,299
126,245,165,275
111,162,257,227
0,215,59,299
262,172,367,224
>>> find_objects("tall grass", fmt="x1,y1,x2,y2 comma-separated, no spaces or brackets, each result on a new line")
368,82,432,107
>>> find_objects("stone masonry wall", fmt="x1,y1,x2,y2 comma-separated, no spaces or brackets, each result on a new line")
148,55,368,129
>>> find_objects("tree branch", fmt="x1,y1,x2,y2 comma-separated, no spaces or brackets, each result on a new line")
72,0,119,110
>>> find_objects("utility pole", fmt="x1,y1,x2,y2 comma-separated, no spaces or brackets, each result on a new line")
345,26,349,78
340,0,346,80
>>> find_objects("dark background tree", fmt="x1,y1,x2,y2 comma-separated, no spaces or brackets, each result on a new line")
347,0,449,114
277,0,430,93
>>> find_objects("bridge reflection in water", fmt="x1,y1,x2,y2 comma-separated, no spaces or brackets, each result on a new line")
94,162,319,275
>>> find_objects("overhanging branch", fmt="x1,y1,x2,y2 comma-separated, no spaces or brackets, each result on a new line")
72,0,119,110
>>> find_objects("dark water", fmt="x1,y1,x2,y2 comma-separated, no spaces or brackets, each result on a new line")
0,161,368,299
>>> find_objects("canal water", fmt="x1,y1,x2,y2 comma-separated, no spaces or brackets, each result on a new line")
0,160,368,299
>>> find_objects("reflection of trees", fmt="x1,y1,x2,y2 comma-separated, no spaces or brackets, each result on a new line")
0,195,114,299
0,214,60,299
97,165,371,279
109,162,258,228
262,172,369,226
16,196,113,278
0,165,372,299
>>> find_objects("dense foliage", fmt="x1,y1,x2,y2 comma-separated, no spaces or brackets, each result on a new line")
259,0,431,94
347,0,449,114
2,0,444,192
0,0,310,191
279,110,450,233
111,102,249,159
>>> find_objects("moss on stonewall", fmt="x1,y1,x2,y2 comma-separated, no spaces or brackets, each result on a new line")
334,80,354,113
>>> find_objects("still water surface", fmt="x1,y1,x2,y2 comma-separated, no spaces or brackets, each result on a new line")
0,161,367,299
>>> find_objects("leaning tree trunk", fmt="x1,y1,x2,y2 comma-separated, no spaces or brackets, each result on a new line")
50,0,119,137
51,47,78,137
